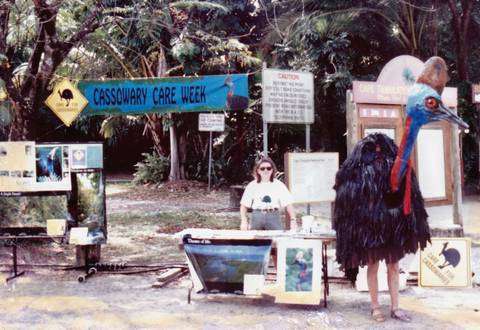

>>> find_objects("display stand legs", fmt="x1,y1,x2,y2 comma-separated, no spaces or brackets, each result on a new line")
6,244,25,282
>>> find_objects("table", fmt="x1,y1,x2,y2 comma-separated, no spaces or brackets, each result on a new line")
177,229,336,307
0,234,66,282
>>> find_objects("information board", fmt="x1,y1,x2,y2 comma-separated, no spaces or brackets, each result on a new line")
0,141,71,193
198,113,225,132
262,69,314,124
285,152,338,203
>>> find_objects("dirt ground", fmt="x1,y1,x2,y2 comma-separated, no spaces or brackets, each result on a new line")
1,181,480,329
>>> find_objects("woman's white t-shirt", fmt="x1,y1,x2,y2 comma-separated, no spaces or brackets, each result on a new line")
240,179,294,210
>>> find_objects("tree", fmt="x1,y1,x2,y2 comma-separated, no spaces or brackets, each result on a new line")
0,0,106,141
446,0,474,81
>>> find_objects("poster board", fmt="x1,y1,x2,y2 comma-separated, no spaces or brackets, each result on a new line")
419,237,471,287
285,152,338,204
0,141,71,193
417,129,447,199
0,142,106,244
275,238,322,305
262,69,314,124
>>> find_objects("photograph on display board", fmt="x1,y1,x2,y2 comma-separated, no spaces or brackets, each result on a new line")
0,196,68,227
71,146,87,169
286,248,313,292
71,171,106,243
36,146,63,182
34,144,71,191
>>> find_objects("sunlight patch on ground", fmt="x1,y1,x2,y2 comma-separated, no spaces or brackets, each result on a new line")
106,183,131,196
0,296,108,314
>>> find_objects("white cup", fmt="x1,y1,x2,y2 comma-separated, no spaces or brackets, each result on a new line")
301,215,314,233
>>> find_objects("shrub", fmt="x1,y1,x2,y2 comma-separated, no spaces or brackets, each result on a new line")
133,152,170,184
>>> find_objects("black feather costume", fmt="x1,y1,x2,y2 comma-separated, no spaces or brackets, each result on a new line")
333,133,430,270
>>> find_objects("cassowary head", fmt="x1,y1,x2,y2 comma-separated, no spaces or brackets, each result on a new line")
391,57,468,214
406,57,468,129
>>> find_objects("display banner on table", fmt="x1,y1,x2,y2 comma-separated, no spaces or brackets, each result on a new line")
78,74,248,115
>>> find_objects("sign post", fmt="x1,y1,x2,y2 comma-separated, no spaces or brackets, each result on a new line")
199,113,225,191
262,68,315,213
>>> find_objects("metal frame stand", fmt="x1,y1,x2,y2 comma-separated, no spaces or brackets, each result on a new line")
322,241,330,308
6,243,25,282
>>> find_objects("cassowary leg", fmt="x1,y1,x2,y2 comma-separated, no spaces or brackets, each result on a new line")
387,262,400,311
367,261,380,309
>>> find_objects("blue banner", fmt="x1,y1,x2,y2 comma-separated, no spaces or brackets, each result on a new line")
78,74,249,115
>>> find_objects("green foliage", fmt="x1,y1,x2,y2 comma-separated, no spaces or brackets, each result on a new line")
0,196,68,227
133,152,170,184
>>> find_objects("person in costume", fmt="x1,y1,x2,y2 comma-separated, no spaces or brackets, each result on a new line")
333,57,468,322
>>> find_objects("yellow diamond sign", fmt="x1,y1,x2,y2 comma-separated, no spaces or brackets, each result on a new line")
45,79,88,127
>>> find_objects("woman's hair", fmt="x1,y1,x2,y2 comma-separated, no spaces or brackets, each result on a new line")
252,157,277,183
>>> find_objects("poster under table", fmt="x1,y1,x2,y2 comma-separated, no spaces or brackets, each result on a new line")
275,238,323,305
183,235,272,294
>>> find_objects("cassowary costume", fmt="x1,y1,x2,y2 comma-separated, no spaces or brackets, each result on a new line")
333,57,469,274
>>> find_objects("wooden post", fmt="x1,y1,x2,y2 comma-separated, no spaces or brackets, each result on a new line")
346,90,358,155
451,112,464,227
76,244,102,267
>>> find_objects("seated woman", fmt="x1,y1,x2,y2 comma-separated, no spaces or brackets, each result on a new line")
239,156,297,231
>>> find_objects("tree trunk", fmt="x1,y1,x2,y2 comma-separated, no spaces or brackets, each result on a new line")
169,114,181,181
447,0,473,81
178,131,187,179
8,101,34,141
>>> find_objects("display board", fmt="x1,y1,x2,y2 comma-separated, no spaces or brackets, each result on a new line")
262,69,314,124
419,237,471,287
0,142,106,244
0,142,71,193
285,152,338,203
417,129,447,199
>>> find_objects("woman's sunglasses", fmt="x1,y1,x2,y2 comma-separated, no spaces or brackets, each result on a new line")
259,166,272,171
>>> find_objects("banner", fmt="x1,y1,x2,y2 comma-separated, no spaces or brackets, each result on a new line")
78,74,248,115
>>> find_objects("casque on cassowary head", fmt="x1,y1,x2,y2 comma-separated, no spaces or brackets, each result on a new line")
333,57,468,282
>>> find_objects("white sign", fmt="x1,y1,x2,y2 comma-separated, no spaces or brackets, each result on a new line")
420,238,471,287
198,113,225,132
286,152,338,203
262,69,314,124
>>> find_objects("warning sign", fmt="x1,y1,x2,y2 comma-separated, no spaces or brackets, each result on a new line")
45,80,88,126
262,69,314,124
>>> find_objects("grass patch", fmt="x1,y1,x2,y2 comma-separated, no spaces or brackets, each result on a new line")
109,211,240,233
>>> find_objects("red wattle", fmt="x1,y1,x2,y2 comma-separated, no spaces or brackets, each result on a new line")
403,160,412,215
390,117,412,191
